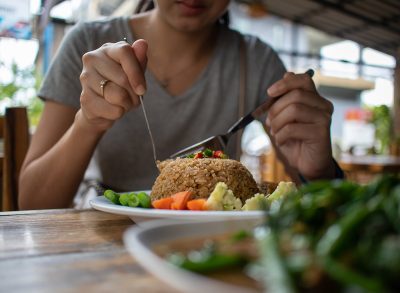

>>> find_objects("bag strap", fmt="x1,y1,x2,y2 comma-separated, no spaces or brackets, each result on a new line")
236,36,247,159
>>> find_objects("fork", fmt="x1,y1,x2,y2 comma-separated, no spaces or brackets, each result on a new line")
169,69,314,159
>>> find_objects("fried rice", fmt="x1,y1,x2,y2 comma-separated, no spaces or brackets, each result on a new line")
150,158,260,201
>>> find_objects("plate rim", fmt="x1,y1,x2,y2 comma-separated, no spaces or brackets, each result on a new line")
90,195,266,220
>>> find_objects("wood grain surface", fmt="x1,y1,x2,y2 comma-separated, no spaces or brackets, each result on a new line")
0,209,178,293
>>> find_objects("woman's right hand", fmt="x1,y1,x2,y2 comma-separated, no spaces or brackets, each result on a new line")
78,39,148,133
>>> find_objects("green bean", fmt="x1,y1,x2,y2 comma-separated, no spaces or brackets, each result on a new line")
119,193,131,206
117,192,139,207
322,256,383,292
317,204,369,256
127,193,140,207
137,192,151,208
104,189,120,205
230,230,251,242
104,189,151,208
256,226,295,293
168,252,247,273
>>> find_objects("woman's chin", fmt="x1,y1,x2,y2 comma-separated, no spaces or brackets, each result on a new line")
169,14,219,34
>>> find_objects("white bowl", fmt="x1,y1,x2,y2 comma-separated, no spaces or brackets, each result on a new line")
123,219,262,293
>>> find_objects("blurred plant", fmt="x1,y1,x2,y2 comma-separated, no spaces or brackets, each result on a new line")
368,105,392,154
0,61,44,127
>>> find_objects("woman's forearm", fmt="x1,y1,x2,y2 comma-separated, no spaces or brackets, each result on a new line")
18,111,104,210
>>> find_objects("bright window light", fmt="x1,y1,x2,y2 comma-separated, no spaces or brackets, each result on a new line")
30,0,40,14
50,1,73,20
321,40,360,62
0,37,38,70
320,40,361,78
361,78,393,107
362,48,395,67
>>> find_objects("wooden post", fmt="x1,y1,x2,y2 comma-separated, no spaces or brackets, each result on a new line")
260,148,292,183
2,107,30,211
392,51,400,156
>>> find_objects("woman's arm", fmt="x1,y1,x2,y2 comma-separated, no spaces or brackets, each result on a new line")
19,39,149,210
18,101,104,209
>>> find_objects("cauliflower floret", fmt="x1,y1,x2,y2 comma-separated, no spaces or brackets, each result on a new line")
205,182,242,211
241,182,296,211
242,193,267,211
266,181,297,204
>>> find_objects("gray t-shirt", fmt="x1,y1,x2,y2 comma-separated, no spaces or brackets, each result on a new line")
39,16,286,191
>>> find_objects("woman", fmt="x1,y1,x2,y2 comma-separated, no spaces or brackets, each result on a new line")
19,0,337,209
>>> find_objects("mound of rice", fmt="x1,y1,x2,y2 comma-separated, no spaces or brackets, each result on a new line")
150,158,260,201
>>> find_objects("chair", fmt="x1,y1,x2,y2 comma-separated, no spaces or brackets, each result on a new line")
0,107,30,211
260,148,292,183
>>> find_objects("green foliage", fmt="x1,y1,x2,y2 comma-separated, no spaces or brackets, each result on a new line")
0,61,44,127
369,105,392,154
0,62,28,101
259,175,400,292
28,96,44,127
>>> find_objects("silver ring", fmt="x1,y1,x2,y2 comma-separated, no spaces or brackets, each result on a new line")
100,79,109,98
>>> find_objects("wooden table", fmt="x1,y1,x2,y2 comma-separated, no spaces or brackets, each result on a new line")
339,154,400,183
0,209,178,293
339,154,400,173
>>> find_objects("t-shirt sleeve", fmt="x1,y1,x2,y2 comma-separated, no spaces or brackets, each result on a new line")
38,21,90,109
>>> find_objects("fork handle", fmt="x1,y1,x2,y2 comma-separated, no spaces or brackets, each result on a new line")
227,69,314,136
226,112,255,136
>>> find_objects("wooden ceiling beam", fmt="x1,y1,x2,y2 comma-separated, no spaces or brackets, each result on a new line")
307,0,400,35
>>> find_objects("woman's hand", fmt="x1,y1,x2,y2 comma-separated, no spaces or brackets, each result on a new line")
265,72,336,180
78,39,148,133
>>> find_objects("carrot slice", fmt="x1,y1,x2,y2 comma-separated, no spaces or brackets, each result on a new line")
187,198,207,211
152,197,173,209
171,191,192,210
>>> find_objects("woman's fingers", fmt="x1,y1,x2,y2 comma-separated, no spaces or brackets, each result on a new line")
132,39,148,72
80,87,126,122
83,50,137,99
105,40,147,96
266,89,333,127
79,40,149,129
267,71,316,97
81,67,134,106
80,68,136,112
101,80,136,110
268,103,331,136
265,71,333,139
263,71,337,180
273,122,330,147
78,40,149,132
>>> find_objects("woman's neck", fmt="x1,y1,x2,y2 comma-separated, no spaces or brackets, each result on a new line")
130,10,220,96
131,10,219,65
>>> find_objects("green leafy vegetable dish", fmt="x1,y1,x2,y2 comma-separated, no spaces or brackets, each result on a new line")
162,175,400,292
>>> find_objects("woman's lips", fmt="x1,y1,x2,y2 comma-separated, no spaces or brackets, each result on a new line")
176,0,207,16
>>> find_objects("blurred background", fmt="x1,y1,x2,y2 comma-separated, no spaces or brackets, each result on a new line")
1,0,399,185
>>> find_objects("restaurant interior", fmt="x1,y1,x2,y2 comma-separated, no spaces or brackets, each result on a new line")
0,0,399,210
1,0,400,292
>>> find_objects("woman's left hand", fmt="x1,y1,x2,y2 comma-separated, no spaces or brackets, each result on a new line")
265,71,336,180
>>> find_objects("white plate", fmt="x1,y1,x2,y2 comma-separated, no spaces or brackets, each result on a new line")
90,195,266,225
123,219,262,293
